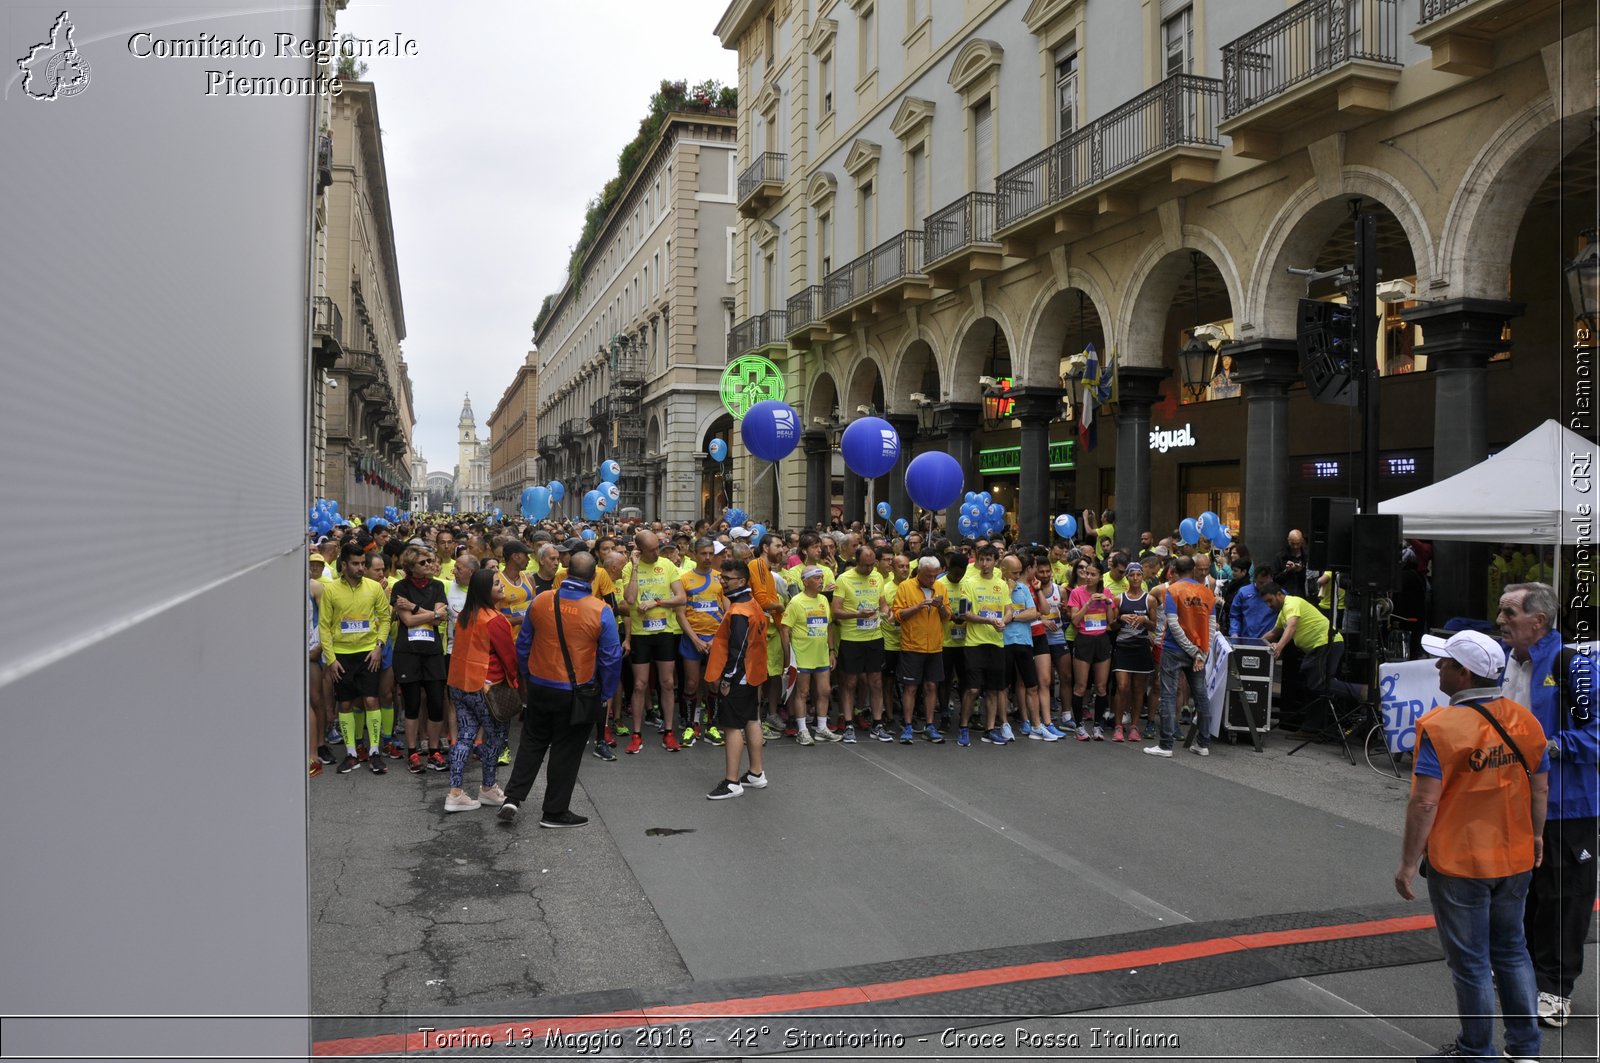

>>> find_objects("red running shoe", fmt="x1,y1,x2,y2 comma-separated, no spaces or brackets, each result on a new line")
309,760,323,778
428,750,447,771
663,730,681,752
407,752,424,774
626,733,644,755
603,724,616,746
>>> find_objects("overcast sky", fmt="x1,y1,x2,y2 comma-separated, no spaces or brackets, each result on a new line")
336,0,737,474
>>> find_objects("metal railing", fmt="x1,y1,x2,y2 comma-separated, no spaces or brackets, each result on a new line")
1222,0,1400,118
1418,0,1472,23
727,309,790,359
611,352,644,384
997,74,1223,230
312,295,343,346
538,434,560,453
590,396,610,424
821,231,925,314
787,285,823,330
560,417,587,439
737,152,787,202
924,192,999,265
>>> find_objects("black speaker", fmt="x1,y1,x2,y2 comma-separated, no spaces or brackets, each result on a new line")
1297,299,1358,406
1351,514,1402,591
1310,496,1357,574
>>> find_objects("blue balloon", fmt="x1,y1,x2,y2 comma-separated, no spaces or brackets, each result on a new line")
523,486,551,521
1213,528,1232,550
1054,514,1077,539
840,417,901,479
905,451,964,512
750,523,767,543
600,482,620,503
965,492,978,504
962,502,983,522
894,517,909,536
581,528,596,541
876,501,892,520
986,503,1004,523
957,514,978,539
366,516,388,531
740,400,802,462
582,490,603,520
979,492,992,505
595,493,612,513
708,438,728,463
1179,518,1201,546
600,459,621,483
548,481,565,502
1198,511,1221,540
726,507,746,525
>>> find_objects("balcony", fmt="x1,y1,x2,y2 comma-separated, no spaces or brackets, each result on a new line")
785,285,833,347
611,352,644,388
311,295,343,372
995,74,1224,249
538,433,561,453
1413,0,1557,75
819,230,930,327
923,192,1002,288
736,152,786,217
336,347,378,382
1220,0,1402,159
590,396,611,426
559,418,586,442
727,309,789,361
317,133,333,192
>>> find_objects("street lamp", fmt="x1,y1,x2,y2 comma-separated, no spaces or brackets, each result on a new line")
1176,251,1217,401
1566,227,1599,348
910,392,935,434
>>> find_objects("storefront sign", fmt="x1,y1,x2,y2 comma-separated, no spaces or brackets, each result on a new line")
977,440,1075,475
1148,423,1197,453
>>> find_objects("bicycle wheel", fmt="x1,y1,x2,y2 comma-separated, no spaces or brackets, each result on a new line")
1365,723,1406,780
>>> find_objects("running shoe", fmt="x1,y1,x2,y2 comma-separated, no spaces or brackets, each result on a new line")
739,770,768,789
1190,744,1210,757
592,741,616,762
663,730,682,752
444,791,480,813
898,724,914,744
911,719,925,734
337,754,360,774
1045,724,1067,739
309,760,323,778
316,744,337,765
796,730,815,746
497,746,511,765
706,726,725,747
1126,725,1142,742
707,779,744,800
841,727,858,744
324,726,342,746
783,724,799,738
407,752,425,775
760,721,785,741
1000,722,1015,742
1142,745,1173,759
957,727,971,747
1092,725,1106,741
870,723,893,743
603,724,617,745
815,726,842,743
1037,725,1060,742
367,752,388,775
1075,725,1091,741
680,726,698,748
357,744,370,762
1111,726,1125,743
626,733,644,755
539,811,589,828
1019,721,1033,737
613,721,632,737
1538,992,1571,1028
477,785,506,807
981,728,1001,744
925,724,945,744
386,739,405,760
496,802,518,824
428,750,447,771
1060,716,1076,730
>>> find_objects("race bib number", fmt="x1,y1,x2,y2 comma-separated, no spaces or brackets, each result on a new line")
406,627,436,643
856,617,880,631
805,616,828,636
1082,616,1107,635
951,626,966,642
340,619,370,635
692,600,719,612
643,617,667,632
978,609,1001,620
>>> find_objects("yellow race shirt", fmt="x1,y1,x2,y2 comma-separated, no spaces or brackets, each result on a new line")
319,576,392,664
785,563,835,596
937,576,966,647
496,571,535,639
881,576,901,652
834,568,885,643
623,558,684,636
1104,574,1130,599
680,566,726,637
783,591,833,670
1051,560,1073,588
959,571,1010,648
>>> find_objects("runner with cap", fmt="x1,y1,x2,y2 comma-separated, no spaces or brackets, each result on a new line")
675,538,727,748
781,566,836,745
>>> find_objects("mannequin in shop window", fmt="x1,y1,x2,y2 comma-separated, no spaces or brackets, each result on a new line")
1207,354,1241,400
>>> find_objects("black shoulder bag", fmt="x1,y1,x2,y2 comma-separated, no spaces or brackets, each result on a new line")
552,593,603,727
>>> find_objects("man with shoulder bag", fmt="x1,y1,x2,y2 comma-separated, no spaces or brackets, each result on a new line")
501,552,623,829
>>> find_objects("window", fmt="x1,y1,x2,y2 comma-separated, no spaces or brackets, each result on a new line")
725,227,736,284
818,211,833,279
764,13,776,70
651,252,659,295
859,3,877,79
763,253,775,314
654,177,662,217
858,180,876,251
1055,48,1078,137
909,145,927,228
1163,4,1193,77
972,99,994,189
819,54,834,115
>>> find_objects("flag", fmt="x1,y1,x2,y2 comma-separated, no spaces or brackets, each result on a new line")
1077,345,1116,453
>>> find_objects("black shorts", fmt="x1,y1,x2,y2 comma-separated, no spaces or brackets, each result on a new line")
1005,644,1040,688
1112,639,1155,674
897,650,945,687
630,632,678,665
942,646,968,690
882,649,899,677
393,652,446,685
1072,633,1113,665
1031,634,1049,656
717,684,759,729
1048,642,1071,659
332,651,382,702
837,638,885,675
963,645,1007,692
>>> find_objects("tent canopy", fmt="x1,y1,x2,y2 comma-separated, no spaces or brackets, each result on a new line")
1377,419,1595,543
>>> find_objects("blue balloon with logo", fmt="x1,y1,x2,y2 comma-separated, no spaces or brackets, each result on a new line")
1179,517,1201,545
525,486,551,521
582,491,603,520
581,528,596,541
904,451,964,512
957,514,978,539
894,518,909,536
979,492,992,505
876,501,891,520
600,459,621,483
708,438,728,463
547,481,564,502
1213,527,1233,550
1199,511,1222,541
740,400,802,462
986,503,1004,524
1054,514,1077,539
599,482,620,505
750,522,767,544
840,417,901,479
965,492,978,504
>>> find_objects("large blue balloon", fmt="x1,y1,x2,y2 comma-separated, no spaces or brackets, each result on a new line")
548,481,565,502
600,459,621,483
1054,514,1078,539
893,517,909,536
904,451,964,512
599,482,620,504
708,438,728,463
1199,511,1221,539
750,523,767,543
840,417,901,479
1179,518,1201,545
523,486,551,521
582,491,603,520
740,400,802,462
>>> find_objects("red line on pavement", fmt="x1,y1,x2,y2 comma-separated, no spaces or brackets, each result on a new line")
311,910,1448,1057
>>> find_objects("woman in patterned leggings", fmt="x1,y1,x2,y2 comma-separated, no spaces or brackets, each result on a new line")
444,570,516,813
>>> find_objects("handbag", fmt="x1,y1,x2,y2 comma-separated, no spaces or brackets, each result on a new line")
484,679,522,725
552,592,603,727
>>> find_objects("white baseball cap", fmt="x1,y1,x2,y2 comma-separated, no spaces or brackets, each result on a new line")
1421,630,1505,680
729,527,752,539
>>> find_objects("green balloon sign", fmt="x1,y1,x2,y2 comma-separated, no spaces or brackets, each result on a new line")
720,354,786,420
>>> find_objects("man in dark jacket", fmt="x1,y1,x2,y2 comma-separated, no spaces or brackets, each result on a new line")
1273,529,1309,599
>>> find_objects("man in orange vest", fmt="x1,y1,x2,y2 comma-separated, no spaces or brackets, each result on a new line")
704,559,769,800
499,552,622,829
1395,629,1548,1063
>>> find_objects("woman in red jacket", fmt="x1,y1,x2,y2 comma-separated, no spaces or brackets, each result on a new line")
445,570,518,812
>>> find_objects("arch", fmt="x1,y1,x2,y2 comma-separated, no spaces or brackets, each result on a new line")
646,414,663,456
888,327,945,411
944,306,1021,403
695,407,731,452
806,370,839,425
1116,226,1244,368
843,350,888,414
1019,272,1115,386
1439,94,1591,301
948,38,1004,94
1248,167,1436,338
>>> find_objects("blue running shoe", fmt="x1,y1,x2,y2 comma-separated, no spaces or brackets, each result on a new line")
898,724,914,744
957,727,971,747
925,724,945,744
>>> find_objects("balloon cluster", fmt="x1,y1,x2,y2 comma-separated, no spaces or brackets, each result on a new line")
1178,510,1232,549
957,492,1007,541
308,498,343,535
579,460,624,521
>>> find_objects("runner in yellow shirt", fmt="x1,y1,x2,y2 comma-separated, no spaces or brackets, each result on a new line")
781,567,836,745
958,544,1012,745
675,539,727,748
320,543,393,775
622,530,688,753
833,546,889,742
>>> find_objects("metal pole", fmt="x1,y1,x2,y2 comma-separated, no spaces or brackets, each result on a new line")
1356,211,1380,513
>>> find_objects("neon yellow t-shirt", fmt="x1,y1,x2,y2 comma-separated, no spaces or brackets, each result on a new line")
785,562,835,595
1282,594,1341,651
623,558,684,636
834,568,885,643
959,571,1010,648
783,592,833,670
881,576,901,651
938,575,965,647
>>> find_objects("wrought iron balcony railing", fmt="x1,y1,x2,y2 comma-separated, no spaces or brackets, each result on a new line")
727,309,790,359
1221,0,1400,119
997,73,1223,230
737,152,787,202
312,295,343,346
1417,0,1472,20
924,192,999,265
537,434,560,453
590,396,611,424
821,231,925,315
787,285,823,331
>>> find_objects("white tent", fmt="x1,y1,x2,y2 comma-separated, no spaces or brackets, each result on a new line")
1377,419,1596,543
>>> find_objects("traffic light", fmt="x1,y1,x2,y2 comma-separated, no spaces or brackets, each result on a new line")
1297,298,1358,406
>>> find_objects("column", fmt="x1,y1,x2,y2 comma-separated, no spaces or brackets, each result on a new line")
644,464,659,521
884,413,918,529
1402,298,1524,622
1012,388,1069,544
1228,340,1301,560
1112,366,1171,558
933,401,982,491
802,430,829,530
842,467,865,528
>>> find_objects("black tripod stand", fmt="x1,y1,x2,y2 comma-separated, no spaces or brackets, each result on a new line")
1286,578,1389,766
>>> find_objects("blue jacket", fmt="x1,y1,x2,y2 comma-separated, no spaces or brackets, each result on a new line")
1505,630,1599,821
1228,584,1278,640
515,579,623,703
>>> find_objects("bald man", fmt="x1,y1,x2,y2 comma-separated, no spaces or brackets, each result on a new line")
622,530,688,753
